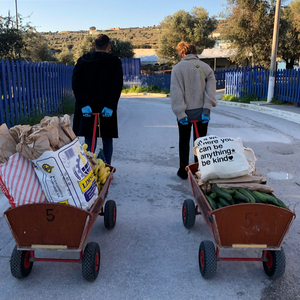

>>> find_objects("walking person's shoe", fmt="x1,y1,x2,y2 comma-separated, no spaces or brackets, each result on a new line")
177,167,188,180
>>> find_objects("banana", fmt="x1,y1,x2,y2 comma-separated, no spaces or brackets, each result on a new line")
104,167,110,172
94,165,100,175
101,177,107,184
98,168,106,177
99,171,108,182
82,143,88,151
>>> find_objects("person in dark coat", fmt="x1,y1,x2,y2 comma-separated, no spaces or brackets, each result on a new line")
72,34,123,165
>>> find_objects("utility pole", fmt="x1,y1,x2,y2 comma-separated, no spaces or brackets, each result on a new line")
14,0,18,29
267,0,281,103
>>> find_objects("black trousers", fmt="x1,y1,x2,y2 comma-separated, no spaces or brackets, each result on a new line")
178,121,208,169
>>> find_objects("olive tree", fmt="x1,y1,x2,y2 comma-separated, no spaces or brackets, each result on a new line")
156,7,217,64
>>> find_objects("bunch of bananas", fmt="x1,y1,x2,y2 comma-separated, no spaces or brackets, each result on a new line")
94,159,111,192
82,143,110,193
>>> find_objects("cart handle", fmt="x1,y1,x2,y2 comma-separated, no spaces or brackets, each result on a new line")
190,120,200,139
91,113,99,153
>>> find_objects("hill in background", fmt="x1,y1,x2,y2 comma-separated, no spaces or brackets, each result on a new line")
41,26,162,54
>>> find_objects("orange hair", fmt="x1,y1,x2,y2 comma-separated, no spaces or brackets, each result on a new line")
176,41,197,56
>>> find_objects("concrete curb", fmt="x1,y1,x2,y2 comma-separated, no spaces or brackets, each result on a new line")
121,93,170,98
217,100,300,125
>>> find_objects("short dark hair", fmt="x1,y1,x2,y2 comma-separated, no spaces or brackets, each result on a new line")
95,34,110,50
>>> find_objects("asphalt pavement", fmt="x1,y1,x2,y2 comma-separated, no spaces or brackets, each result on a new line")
0,91,299,300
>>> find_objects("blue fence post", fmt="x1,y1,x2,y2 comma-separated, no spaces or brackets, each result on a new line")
5,60,15,126
10,60,19,124
1,60,10,126
0,60,4,125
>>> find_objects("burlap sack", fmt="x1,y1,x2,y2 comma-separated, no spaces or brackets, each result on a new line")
0,124,17,164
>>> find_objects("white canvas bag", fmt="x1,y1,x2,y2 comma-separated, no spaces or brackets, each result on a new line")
193,135,251,181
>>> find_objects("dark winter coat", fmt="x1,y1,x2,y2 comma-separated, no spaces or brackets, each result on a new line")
72,51,123,139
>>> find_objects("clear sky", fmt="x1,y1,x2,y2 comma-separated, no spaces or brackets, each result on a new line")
0,0,226,32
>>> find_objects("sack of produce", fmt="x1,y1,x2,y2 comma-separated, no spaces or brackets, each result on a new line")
0,153,46,208
193,135,254,181
0,124,17,164
31,138,98,210
14,115,76,160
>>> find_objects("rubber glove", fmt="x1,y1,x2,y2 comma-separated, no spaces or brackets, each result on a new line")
102,107,113,117
82,106,92,117
179,117,189,125
201,114,210,124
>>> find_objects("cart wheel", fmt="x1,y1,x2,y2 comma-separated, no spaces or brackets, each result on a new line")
263,249,286,279
182,199,196,229
104,200,117,229
199,240,217,279
82,242,100,282
10,245,33,279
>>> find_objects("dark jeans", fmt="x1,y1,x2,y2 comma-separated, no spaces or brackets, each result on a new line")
178,121,208,169
85,137,113,165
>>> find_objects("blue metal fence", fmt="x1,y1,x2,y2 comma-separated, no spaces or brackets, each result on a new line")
123,75,171,91
121,58,141,76
224,67,300,106
0,59,74,127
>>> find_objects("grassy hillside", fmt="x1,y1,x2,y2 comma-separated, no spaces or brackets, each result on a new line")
41,26,162,54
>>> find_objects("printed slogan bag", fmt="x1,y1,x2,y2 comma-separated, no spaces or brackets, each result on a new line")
193,135,250,181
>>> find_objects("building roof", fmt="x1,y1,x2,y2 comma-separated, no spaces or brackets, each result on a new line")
198,48,236,59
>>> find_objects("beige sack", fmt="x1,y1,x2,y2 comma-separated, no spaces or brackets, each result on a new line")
0,124,17,164
216,183,274,193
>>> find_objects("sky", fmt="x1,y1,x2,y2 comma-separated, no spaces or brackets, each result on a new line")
0,0,227,32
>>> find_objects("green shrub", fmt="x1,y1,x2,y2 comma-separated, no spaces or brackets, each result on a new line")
122,85,169,94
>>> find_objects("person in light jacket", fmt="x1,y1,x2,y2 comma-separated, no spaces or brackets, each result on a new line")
171,41,217,179
72,34,123,165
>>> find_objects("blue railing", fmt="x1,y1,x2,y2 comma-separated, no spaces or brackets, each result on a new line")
215,66,264,89
224,67,300,106
123,75,171,91
0,59,74,127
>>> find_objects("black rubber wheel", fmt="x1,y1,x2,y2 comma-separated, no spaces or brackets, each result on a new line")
104,200,117,229
10,245,33,279
182,199,196,229
263,249,286,279
82,242,100,282
199,240,217,279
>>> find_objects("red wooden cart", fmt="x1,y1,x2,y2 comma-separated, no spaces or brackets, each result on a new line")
4,165,116,282
182,162,296,279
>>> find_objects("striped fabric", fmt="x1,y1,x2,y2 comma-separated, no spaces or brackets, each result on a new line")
0,153,46,208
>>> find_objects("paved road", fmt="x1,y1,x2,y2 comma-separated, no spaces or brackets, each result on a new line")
0,96,299,300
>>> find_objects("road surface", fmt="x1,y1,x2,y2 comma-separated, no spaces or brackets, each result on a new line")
0,96,299,300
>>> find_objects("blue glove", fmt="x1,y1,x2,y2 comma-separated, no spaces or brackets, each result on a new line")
102,107,113,117
179,117,189,125
82,106,92,117
201,114,210,124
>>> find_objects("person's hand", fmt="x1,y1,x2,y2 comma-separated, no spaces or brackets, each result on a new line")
102,107,113,117
201,114,210,124
82,106,92,117
179,117,189,125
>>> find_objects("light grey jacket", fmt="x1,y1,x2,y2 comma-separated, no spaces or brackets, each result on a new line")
170,54,218,121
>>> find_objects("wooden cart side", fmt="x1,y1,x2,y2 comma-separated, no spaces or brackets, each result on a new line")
186,164,214,235
211,203,296,249
4,203,92,250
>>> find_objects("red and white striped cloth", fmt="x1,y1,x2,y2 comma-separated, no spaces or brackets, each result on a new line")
0,153,46,208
